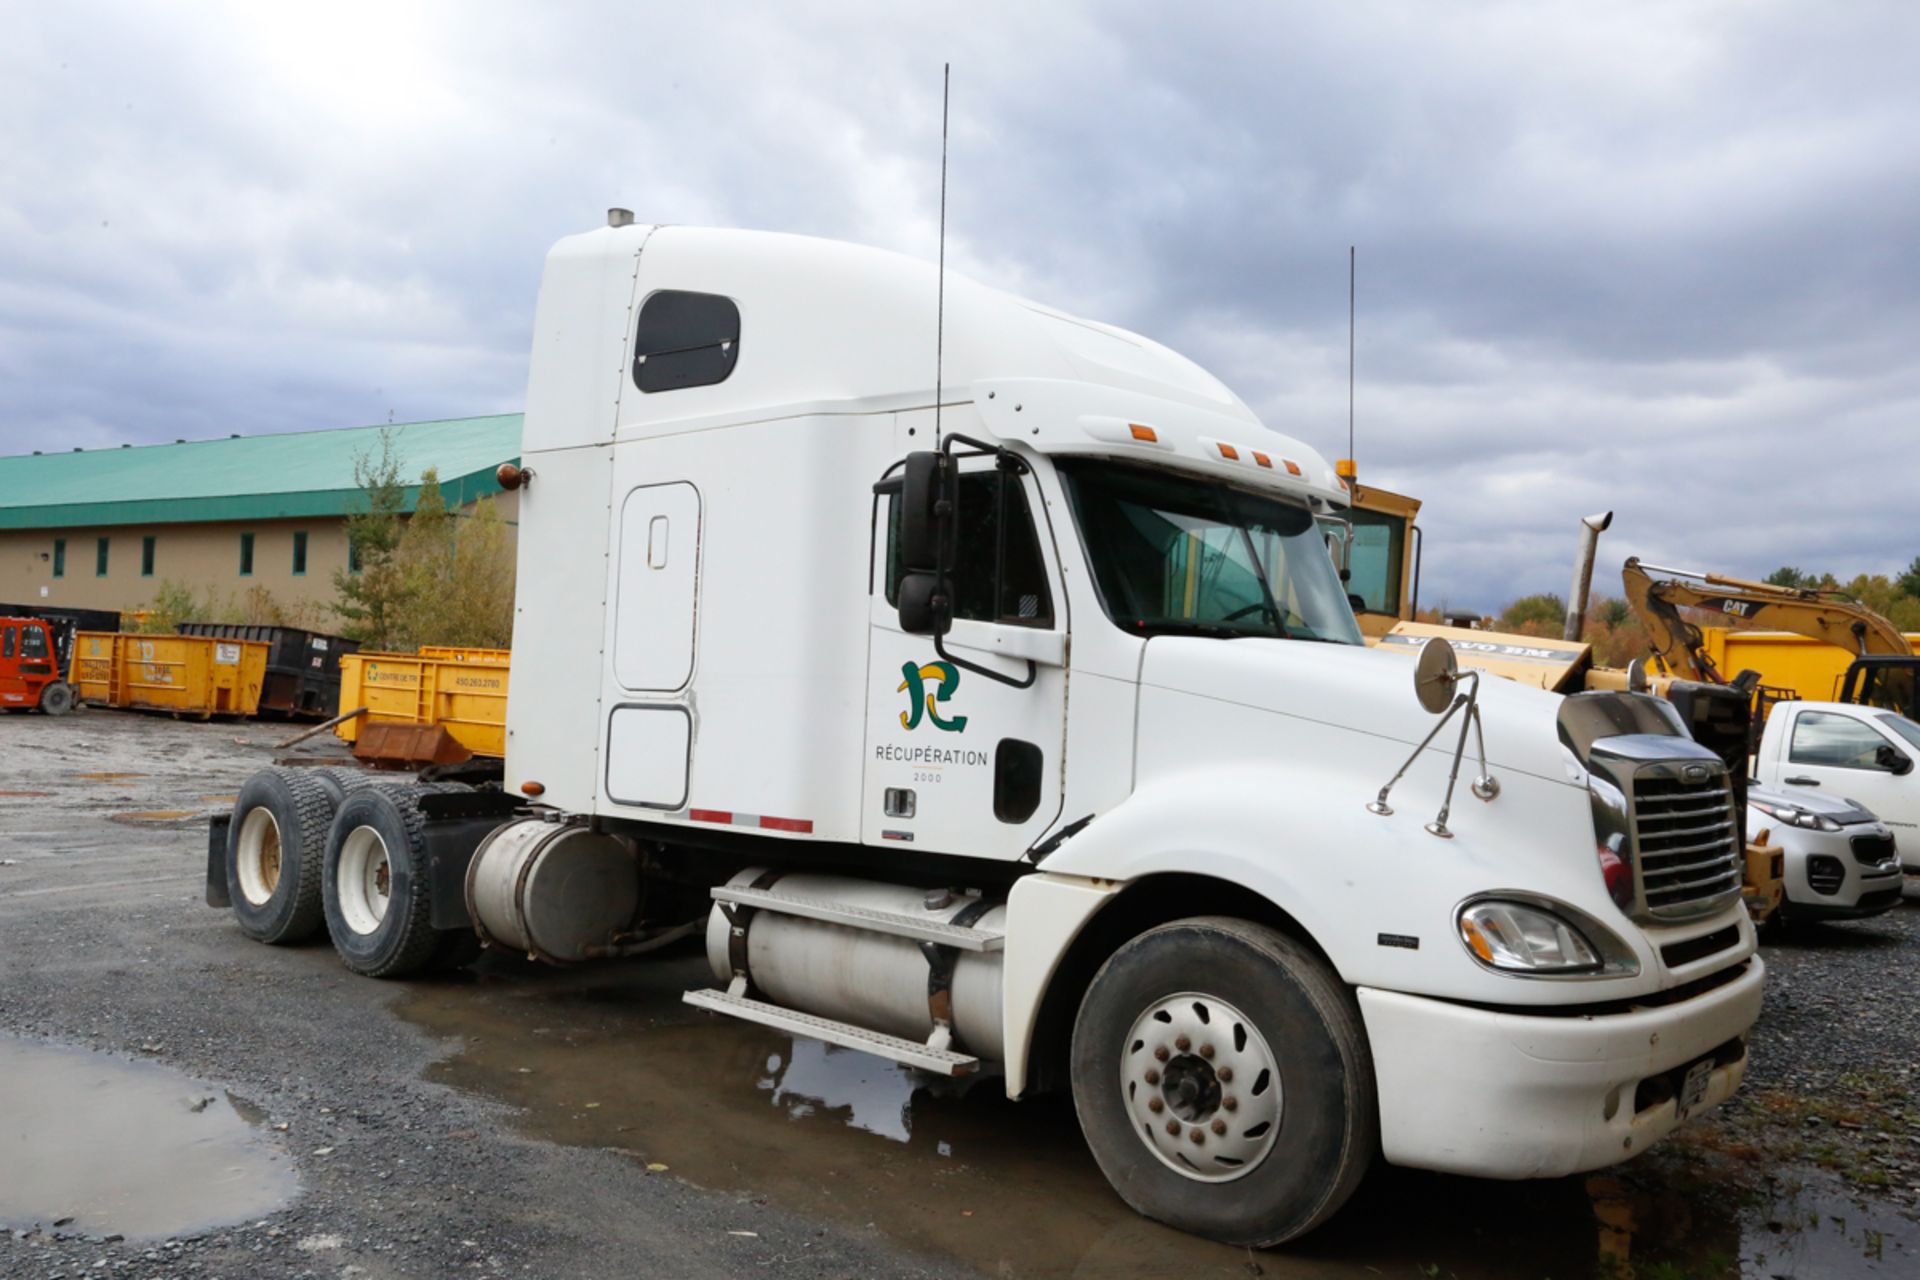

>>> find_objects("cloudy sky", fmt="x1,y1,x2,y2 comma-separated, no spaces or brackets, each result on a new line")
4,2,1916,610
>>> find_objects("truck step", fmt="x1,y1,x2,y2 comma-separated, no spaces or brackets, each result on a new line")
711,885,1004,951
682,989,981,1076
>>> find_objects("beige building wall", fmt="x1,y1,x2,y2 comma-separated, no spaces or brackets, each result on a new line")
0,493,517,619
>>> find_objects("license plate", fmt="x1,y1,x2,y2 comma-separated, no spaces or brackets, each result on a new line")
1677,1057,1714,1118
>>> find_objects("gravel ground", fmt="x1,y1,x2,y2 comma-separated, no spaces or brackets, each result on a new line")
2,709,1917,1280
0,711,967,1280
1665,904,1920,1210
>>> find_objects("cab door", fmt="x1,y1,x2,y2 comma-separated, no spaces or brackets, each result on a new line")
1774,705,1918,836
862,459,1068,859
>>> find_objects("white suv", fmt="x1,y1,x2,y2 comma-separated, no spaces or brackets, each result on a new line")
1748,784,1902,922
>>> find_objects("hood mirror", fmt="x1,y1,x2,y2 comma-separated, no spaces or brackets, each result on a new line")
1626,657,1649,694
1370,636,1499,836
1413,637,1458,714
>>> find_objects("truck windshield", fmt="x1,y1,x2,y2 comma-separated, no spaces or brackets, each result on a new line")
1057,459,1362,645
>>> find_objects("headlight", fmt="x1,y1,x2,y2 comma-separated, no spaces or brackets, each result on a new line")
1751,799,1840,833
1458,900,1603,973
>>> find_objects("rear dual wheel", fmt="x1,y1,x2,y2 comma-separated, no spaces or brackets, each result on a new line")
226,769,332,944
1071,917,1377,1247
322,785,474,978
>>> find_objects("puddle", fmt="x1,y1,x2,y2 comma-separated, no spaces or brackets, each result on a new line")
398,952,1914,1278
0,790,54,798
0,1036,297,1240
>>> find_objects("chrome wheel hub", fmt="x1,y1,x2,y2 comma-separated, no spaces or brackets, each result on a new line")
1121,992,1283,1182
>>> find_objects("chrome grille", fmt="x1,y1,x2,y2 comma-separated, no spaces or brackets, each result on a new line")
1851,832,1897,867
1632,771,1742,918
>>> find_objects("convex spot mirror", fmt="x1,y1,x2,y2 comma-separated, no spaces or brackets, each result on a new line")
898,572,953,637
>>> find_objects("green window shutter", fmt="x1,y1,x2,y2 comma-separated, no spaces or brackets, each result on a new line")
292,531,308,576
52,539,65,578
239,533,254,576
141,535,156,577
96,537,109,577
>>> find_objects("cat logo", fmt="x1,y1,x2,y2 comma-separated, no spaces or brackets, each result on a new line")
898,660,967,733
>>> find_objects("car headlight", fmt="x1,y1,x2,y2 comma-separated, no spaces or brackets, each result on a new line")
1458,900,1603,973
1751,799,1840,833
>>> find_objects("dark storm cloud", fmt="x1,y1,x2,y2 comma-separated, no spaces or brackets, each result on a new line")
3,1,1916,608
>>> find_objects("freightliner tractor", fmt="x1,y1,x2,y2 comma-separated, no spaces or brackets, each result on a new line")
209,216,1766,1247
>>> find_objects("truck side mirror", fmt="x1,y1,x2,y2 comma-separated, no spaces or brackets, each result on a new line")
897,571,953,637
898,451,956,574
1875,743,1913,776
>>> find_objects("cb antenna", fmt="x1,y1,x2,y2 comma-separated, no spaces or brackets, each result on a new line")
1347,244,1355,467
934,63,951,448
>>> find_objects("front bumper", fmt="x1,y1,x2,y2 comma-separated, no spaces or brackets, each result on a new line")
1359,957,1765,1180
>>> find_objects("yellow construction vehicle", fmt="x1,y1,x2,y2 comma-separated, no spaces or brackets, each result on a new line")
1621,558,1920,722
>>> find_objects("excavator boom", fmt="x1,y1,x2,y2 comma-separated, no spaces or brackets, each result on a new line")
1622,557,1918,713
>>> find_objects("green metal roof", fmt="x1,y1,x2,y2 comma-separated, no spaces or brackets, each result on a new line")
0,414,523,530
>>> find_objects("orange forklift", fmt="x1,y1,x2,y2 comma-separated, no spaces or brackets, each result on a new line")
0,616,74,715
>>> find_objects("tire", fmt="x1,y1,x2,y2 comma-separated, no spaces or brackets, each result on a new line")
322,785,445,978
226,768,332,944
37,681,74,716
310,766,401,807
1070,917,1377,1247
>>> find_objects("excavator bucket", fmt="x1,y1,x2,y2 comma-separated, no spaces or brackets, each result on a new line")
351,722,473,770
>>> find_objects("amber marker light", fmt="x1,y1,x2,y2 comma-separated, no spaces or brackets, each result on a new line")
1126,423,1157,442
1459,916,1495,964
1283,459,1302,476
1252,452,1273,468
520,781,546,797
1216,443,1240,460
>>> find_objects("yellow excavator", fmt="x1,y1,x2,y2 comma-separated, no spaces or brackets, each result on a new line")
1621,559,1920,723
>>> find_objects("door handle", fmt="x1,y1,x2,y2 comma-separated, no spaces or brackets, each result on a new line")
1783,776,1820,786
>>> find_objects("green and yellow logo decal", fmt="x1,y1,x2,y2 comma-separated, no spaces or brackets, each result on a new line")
898,660,967,733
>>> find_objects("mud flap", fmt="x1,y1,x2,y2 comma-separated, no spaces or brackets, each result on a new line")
205,812,233,908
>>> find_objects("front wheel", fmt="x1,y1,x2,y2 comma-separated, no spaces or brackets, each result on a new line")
37,681,74,716
1070,917,1376,1247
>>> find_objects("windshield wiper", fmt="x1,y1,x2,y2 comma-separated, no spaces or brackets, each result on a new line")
1127,618,1273,640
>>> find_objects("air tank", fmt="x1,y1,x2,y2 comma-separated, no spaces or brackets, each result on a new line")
705,869,1006,1060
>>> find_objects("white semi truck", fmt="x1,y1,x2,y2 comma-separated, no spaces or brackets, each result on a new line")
210,216,1765,1246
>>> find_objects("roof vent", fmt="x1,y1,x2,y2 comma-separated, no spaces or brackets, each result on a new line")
607,208,634,228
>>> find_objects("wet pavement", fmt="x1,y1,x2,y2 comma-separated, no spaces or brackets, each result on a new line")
400,948,1917,1279
0,1035,297,1240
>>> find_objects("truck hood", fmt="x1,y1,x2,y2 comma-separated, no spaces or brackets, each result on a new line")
1139,636,1580,785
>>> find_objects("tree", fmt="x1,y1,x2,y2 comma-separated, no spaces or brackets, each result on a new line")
1496,593,1566,635
387,471,516,649
331,431,411,649
1764,566,1816,589
1898,555,1920,601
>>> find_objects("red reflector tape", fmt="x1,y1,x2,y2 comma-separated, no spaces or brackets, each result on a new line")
689,808,813,834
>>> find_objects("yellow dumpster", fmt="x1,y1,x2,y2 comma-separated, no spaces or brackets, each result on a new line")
1700,629,1920,702
71,632,270,719
336,648,510,758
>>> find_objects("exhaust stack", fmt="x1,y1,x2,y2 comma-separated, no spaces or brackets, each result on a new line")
1563,511,1615,642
